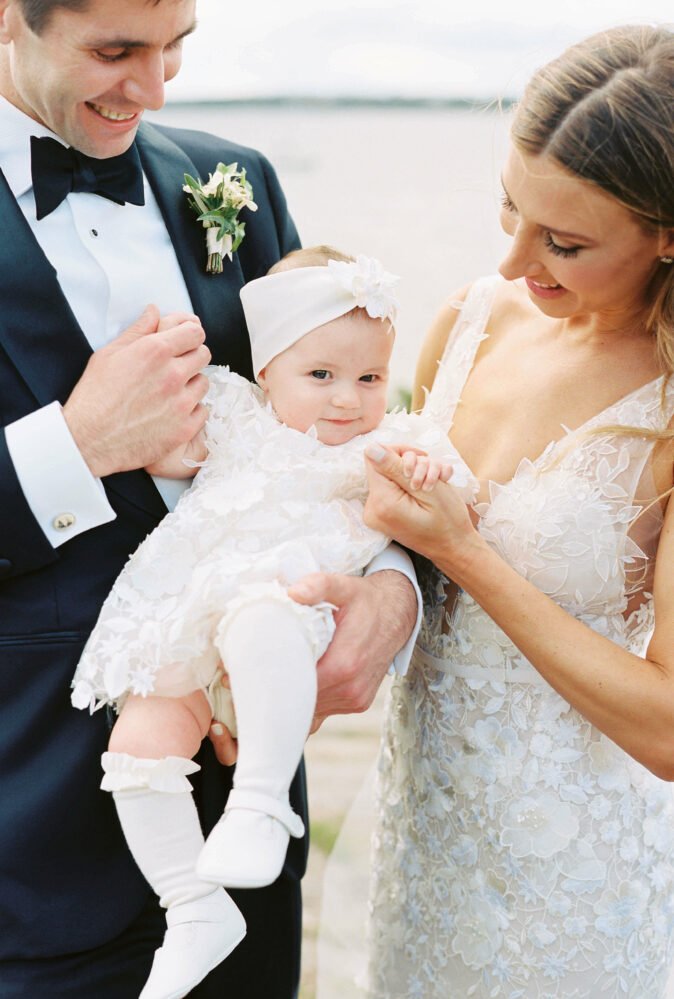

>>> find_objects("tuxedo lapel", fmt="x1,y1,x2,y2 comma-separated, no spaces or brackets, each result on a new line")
136,123,244,343
0,170,92,407
0,169,167,520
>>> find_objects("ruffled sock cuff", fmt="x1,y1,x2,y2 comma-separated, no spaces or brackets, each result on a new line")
100,751,201,793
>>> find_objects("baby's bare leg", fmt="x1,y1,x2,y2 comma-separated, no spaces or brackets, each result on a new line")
109,690,212,760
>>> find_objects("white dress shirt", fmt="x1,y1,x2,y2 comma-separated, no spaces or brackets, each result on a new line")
1,97,194,540
0,97,421,673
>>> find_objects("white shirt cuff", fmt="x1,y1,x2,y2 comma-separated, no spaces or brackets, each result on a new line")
364,543,421,677
5,401,116,547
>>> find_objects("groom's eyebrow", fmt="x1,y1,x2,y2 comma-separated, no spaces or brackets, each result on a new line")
87,21,198,50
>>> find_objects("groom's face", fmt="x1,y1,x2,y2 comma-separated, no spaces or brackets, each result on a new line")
0,0,196,157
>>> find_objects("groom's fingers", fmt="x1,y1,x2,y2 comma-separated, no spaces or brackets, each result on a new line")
208,722,238,766
288,571,352,609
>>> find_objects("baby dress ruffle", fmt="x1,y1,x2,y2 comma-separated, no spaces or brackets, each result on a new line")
72,368,477,715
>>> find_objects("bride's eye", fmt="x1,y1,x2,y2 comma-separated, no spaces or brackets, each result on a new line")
500,191,516,213
311,370,330,380
543,232,580,258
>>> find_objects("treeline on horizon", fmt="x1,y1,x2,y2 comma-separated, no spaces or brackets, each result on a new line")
165,95,517,111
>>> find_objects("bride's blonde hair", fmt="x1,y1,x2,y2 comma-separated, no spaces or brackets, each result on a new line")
511,24,674,447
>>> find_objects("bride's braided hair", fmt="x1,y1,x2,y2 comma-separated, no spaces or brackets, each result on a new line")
512,24,674,372
512,24,674,453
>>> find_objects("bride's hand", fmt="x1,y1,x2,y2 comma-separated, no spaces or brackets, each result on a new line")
364,443,483,571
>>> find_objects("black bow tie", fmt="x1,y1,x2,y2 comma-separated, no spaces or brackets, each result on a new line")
30,135,145,220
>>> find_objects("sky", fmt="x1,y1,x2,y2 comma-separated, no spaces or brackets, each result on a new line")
172,0,674,101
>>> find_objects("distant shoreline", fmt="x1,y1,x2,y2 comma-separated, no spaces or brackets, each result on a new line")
163,95,516,111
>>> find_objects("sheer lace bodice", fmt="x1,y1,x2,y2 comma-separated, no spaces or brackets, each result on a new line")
368,277,674,998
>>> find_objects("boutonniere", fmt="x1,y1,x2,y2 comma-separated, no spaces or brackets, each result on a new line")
183,162,258,275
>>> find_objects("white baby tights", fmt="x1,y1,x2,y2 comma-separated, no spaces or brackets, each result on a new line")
197,598,318,888
100,753,245,999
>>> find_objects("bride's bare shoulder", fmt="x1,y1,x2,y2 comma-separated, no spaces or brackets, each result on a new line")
413,277,529,409
412,284,470,408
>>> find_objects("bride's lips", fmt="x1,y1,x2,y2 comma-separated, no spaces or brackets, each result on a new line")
525,276,567,300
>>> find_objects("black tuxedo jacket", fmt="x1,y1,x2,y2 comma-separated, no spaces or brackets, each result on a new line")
0,122,303,964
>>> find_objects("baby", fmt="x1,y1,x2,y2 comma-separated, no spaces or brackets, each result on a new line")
71,246,477,999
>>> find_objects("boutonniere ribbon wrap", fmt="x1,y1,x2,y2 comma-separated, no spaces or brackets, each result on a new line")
183,162,258,274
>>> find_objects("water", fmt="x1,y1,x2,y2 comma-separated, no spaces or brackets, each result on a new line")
150,104,512,396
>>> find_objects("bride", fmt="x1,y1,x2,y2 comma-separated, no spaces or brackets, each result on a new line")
363,24,674,998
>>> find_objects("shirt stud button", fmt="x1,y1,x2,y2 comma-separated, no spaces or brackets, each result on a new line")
90,228,99,238
53,512,76,530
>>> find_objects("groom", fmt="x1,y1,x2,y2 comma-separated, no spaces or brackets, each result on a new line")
0,0,418,996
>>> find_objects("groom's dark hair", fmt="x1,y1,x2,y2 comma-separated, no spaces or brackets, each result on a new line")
19,0,163,34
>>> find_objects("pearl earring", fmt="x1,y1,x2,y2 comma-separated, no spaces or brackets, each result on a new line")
661,256,674,264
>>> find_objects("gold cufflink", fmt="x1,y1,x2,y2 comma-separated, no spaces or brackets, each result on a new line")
53,512,76,530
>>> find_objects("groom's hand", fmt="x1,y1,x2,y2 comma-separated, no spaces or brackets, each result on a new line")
289,570,417,732
63,305,211,477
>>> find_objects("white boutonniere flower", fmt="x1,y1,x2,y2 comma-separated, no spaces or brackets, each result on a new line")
183,162,258,275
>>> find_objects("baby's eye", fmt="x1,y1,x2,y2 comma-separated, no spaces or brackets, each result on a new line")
359,374,378,383
310,370,330,380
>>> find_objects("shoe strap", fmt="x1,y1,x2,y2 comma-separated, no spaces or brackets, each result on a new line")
166,891,236,927
224,789,305,838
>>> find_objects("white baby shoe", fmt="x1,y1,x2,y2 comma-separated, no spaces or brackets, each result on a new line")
139,888,246,999
196,790,305,890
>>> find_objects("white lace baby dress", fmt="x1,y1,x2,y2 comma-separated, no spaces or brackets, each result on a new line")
368,276,674,998
71,367,476,718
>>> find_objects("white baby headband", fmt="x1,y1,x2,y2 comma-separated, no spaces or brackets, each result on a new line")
240,255,400,377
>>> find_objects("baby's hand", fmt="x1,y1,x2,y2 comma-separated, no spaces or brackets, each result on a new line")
399,447,454,492
145,428,207,477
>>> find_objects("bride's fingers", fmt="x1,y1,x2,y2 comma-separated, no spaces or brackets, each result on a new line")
365,443,416,493
439,462,453,483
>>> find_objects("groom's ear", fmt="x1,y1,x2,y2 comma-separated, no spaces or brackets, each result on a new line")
0,1,26,44
0,1,12,43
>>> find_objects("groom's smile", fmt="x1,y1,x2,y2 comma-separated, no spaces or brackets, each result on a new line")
0,0,197,158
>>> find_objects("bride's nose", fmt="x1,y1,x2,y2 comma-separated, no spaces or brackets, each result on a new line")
498,225,543,282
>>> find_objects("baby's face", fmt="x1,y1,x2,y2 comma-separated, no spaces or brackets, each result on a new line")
258,310,394,445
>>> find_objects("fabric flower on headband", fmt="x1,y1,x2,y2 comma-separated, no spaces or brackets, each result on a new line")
327,255,400,323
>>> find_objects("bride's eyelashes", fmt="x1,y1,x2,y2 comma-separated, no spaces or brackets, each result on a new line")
501,191,581,258
543,232,581,258
500,191,516,212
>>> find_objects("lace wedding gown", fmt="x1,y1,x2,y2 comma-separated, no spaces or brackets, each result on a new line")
368,277,674,998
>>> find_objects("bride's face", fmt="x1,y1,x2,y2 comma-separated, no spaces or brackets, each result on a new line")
498,145,673,327
257,310,393,445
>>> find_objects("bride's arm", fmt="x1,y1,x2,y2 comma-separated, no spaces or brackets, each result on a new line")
362,444,674,779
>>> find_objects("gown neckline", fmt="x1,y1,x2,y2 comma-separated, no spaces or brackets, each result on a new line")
442,298,665,498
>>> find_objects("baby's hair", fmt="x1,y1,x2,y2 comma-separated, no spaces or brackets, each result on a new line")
268,245,355,275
